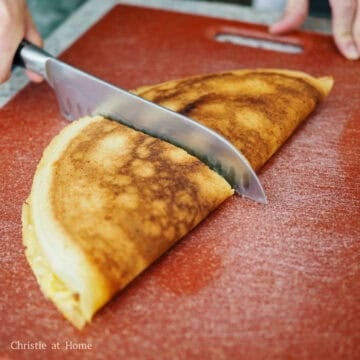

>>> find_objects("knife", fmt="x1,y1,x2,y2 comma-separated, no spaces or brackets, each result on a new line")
14,40,267,204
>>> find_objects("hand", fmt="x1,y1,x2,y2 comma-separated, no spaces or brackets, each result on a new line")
0,0,43,84
270,0,360,60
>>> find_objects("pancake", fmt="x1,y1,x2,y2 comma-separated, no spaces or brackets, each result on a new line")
134,69,333,171
22,116,233,329
22,69,333,329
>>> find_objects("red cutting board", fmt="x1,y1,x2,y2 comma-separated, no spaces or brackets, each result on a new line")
0,5,359,360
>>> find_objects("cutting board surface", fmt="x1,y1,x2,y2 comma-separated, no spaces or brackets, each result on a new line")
0,5,359,360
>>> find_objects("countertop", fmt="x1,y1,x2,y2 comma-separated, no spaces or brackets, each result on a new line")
0,0,331,107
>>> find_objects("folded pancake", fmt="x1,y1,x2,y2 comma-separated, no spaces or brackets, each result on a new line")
22,69,333,329
134,69,333,171
22,116,233,329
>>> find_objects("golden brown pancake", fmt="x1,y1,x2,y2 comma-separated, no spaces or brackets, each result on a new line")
22,69,333,329
134,69,333,171
22,116,233,329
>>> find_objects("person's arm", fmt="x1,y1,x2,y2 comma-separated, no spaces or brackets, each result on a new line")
270,0,360,60
0,0,43,83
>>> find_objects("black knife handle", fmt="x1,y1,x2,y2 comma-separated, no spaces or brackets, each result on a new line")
11,40,53,77
12,40,32,70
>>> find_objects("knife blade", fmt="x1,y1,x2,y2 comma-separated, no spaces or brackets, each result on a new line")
14,40,266,204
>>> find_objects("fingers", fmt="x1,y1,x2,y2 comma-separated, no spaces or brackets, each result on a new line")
270,0,309,34
24,7,44,82
0,0,43,84
0,0,27,83
330,0,360,60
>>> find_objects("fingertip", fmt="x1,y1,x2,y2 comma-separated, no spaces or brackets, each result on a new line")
0,48,15,84
269,0,308,35
0,71,11,84
26,70,44,83
25,30,43,49
335,37,360,60
269,22,284,35
269,19,298,35
343,44,360,60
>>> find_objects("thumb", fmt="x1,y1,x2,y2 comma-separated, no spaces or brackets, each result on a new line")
329,0,359,60
270,0,309,34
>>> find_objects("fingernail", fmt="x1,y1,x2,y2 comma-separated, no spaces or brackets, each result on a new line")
345,44,359,60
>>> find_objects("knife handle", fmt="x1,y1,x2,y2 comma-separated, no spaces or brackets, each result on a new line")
12,41,27,69
12,40,53,79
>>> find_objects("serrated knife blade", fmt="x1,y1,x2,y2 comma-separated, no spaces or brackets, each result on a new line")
14,40,266,204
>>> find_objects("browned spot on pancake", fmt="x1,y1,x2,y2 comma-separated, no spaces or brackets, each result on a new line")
138,71,323,171
140,74,224,103
51,119,232,292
